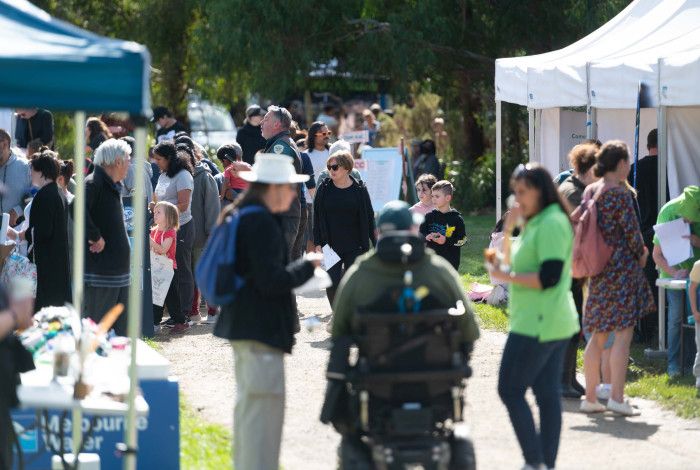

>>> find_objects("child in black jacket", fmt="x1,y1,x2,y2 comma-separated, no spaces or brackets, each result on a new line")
419,180,466,270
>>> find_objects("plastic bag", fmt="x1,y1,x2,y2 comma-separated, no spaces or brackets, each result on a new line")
1,251,37,298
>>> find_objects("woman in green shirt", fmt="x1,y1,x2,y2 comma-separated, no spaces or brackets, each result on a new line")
488,163,579,470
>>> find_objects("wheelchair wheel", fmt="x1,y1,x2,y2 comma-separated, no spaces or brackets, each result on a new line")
449,436,476,470
338,436,373,470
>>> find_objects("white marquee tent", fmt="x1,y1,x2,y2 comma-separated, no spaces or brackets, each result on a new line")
494,0,700,219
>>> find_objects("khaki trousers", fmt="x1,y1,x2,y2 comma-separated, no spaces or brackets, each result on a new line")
232,340,285,470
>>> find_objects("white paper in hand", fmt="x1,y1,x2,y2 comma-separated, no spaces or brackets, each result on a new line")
293,268,333,295
321,244,341,271
654,218,692,266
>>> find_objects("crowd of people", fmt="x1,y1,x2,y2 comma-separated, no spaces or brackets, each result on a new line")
3,102,700,470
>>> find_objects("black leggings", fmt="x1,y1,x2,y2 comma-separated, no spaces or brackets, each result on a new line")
154,267,184,324
326,250,361,307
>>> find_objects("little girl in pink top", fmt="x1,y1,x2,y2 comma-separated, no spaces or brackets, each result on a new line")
410,173,438,216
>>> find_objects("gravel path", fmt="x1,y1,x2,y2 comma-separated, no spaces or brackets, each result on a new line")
155,292,700,469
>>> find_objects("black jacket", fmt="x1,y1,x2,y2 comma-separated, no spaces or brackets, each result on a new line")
26,182,70,312
236,122,267,165
313,176,376,252
214,203,315,353
15,109,54,149
84,166,130,276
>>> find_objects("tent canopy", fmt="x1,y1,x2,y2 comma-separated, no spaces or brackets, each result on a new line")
496,0,700,109
0,0,150,115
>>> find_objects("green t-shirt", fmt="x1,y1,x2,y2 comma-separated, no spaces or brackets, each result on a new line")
652,197,700,278
508,203,579,342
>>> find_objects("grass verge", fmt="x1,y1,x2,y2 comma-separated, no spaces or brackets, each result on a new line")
462,214,700,419
180,397,233,469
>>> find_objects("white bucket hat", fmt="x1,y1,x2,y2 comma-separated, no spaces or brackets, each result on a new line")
240,153,309,184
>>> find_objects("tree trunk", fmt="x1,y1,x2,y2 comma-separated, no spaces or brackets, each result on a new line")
457,72,485,161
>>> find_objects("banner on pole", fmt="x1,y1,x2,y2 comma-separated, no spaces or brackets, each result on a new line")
355,147,403,210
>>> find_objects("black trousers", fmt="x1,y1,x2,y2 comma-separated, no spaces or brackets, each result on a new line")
153,267,183,324
0,406,12,470
280,216,302,259
326,250,361,307
562,278,584,387
84,285,129,336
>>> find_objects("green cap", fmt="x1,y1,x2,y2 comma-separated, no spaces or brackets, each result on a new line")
677,186,700,223
376,201,423,233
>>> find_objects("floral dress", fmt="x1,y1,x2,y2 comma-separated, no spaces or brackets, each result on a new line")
584,184,655,333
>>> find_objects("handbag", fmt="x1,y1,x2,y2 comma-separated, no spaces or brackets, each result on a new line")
1,249,37,298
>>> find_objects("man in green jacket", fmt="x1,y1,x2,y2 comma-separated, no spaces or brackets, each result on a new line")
331,201,479,344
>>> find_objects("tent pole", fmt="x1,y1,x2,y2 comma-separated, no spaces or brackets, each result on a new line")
528,108,535,162
496,100,502,221
657,105,668,352
124,124,146,470
72,111,86,459
586,106,598,139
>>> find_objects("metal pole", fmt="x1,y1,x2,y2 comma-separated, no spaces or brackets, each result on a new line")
496,100,502,221
72,111,86,459
528,108,535,163
657,105,668,353
124,125,146,470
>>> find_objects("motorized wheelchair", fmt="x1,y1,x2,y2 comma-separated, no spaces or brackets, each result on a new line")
321,300,476,470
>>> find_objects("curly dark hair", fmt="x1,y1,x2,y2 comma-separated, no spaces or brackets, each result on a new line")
30,150,60,181
153,141,193,177
306,121,329,152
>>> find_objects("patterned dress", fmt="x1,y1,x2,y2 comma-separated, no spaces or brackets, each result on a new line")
584,184,655,333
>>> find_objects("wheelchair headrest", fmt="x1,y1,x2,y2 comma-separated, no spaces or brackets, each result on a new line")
375,233,425,264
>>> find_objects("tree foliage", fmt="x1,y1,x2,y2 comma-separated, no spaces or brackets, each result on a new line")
31,0,631,159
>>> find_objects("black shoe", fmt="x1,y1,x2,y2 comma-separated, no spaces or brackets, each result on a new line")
572,379,585,395
561,385,583,399
161,318,176,328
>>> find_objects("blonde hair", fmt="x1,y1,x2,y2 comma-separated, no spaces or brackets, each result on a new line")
154,201,180,231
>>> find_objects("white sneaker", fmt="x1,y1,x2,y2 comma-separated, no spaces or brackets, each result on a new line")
580,399,606,413
596,383,611,400
188,313,201,326
205,314,218,324
606,398,640,416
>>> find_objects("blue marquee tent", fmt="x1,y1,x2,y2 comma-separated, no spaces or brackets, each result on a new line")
0,0,150,114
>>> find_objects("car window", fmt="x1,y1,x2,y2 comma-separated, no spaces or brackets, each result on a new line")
201,105,236,132
188,106,205,132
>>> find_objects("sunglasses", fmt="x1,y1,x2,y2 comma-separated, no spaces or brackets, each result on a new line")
327,164,341,171
511,163,537,179
316,131,331,137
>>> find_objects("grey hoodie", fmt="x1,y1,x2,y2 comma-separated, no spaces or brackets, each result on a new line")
192,163,220,248
0,153,30,217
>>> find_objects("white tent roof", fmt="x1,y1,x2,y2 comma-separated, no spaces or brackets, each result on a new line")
496,0,700,109
659,49,700,105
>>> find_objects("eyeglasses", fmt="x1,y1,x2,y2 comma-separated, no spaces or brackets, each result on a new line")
316,131,331,137
327,164,340,171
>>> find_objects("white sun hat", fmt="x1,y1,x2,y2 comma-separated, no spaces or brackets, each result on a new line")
239,153,309,184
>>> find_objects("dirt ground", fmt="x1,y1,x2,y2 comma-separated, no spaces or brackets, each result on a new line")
156,291,700,470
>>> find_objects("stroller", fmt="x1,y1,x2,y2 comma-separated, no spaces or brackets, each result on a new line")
320,238,476,470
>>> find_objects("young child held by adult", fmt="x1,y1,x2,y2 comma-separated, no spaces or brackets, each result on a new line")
220,143,251,204
419,180,467,271
410,173,437,216
150,201,189,333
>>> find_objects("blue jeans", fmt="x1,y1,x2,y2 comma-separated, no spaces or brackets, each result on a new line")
667,289,684,375
498,333,568,469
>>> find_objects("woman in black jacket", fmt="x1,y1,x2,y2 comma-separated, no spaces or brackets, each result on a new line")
9,151,70,312
212,153,319,470
313,150,376,306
